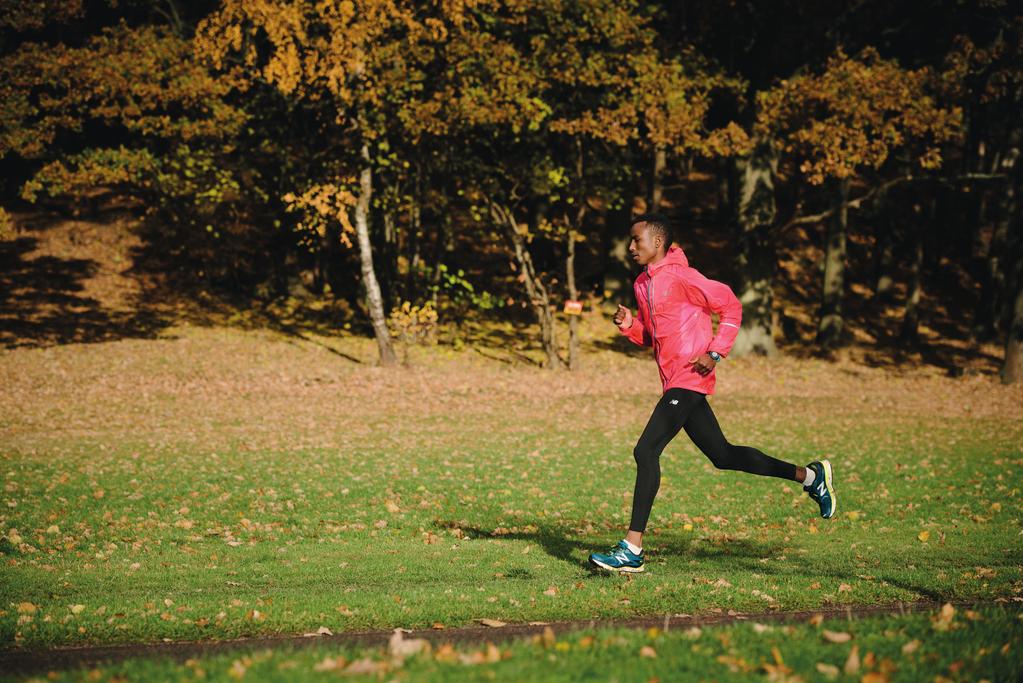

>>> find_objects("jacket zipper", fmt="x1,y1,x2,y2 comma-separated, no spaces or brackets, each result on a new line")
646,268,660,369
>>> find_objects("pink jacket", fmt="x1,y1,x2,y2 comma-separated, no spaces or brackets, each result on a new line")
620,246,742,395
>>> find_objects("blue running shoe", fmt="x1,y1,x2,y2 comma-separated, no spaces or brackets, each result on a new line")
805,459,837,519
588,540,645,573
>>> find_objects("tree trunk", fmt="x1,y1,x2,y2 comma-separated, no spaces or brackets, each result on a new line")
1000,133,1022,383
566,229,580,371
874,225,896,303
355,144,397,366
649,145,666,213
900,217,924,343
407,163,423,299
817,178,850,348
491,201,563,369
1003,273,1023,383
731,139,778,357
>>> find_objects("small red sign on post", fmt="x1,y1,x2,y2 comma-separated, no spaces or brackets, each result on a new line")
563,300,583,316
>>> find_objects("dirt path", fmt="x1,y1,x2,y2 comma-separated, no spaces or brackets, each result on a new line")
2,600,1014,676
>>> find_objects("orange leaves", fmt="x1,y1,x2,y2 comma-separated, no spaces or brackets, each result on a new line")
282,181,358,246
757,47,962,184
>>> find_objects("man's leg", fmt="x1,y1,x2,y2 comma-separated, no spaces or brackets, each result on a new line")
683,395,837,517
590,388,702,572
628,389,703,535
683,394,798,480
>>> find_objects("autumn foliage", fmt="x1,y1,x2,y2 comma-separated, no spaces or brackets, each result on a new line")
0,1,1021,378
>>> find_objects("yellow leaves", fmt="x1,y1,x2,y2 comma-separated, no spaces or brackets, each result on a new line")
639,645,657,658
917,530,931,543
69,604,86,615
389,301,438,346
822,630,852,643
542,585,559,597
17,602,37,614
282,181,358,246
478,619,506,628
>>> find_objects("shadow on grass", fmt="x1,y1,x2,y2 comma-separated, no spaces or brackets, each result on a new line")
437,519,982,603
0,235,172,349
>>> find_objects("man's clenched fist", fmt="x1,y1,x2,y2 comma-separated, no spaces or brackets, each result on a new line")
614,304,633,329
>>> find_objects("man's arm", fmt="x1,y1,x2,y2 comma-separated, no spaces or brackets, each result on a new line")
683,270,742,357
615,304,652,347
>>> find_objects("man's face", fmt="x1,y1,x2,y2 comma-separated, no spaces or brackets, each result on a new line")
628,222,663,266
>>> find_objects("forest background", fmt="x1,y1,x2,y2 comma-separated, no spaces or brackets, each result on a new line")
2,0,1022,380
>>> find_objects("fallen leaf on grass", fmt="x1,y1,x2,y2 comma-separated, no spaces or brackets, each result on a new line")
809,614,824,626
434,644,458,662
302,626,333,637
69,604,85,615
478,619,506,628
823,630,852,643
838,583,852,593
844,645,860,674
639,645,656,658
312,656,346,672
918,530,930,542
861,672,889,683
345,658,383,674
815,662,839,679
931,603,956,631
460,643,502,665
389,628,430,660
543,586,558,597
901,639,921,654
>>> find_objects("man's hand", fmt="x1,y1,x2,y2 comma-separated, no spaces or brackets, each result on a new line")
613,304,633,329
689,353,717,376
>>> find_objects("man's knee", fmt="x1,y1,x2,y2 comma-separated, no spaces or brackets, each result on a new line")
633,442,658,468
705,443,737,470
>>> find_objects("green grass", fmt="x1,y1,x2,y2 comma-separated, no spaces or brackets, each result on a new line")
1,327,1021,651
6,606,1021,682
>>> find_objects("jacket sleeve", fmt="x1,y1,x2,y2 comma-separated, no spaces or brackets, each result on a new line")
682,270,743,357
620,311,652,347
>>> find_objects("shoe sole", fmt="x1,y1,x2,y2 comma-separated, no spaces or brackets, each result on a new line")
821,459,837,519
589,557,645,573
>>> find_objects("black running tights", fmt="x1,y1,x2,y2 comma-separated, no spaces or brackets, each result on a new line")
629,387,797,533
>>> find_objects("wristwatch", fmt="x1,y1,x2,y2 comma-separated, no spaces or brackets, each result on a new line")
708,351,722,363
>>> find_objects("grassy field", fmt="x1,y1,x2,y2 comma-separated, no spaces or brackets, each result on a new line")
1,320,1022,678
6,605,1020,682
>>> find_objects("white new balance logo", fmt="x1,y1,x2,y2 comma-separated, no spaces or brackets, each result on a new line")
670,399,679,405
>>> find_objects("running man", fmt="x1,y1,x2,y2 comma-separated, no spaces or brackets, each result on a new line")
589,214,836,574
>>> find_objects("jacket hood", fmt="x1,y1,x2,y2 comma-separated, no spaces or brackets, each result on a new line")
647,245,689,273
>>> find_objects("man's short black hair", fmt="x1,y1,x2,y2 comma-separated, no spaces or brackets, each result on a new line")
630,213,674,249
